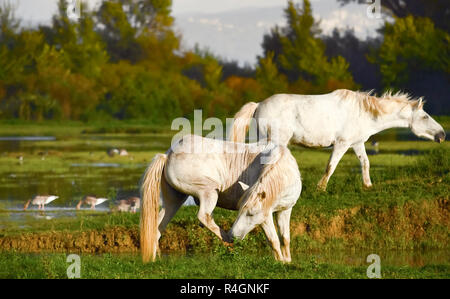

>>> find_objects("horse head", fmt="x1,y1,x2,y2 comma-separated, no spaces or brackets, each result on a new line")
408,99,445,143
228,192,267,242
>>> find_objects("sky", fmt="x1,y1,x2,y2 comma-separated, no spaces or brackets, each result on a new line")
7,0,385,65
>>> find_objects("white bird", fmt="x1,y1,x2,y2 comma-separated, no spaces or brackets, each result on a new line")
76,195,109,210
119,149,129,156
115,197,140,213
24,195,59,210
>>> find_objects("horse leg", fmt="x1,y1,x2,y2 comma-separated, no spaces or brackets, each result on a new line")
155,177,187,257
276,208,292,263
197,190,230,242
317,143,349,191
352,142,372,188
158,176,187,241
261,214,283,262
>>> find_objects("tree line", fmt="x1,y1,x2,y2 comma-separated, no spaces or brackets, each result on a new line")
0,0,448,122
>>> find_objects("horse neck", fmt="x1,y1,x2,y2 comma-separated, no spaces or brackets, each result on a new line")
369,104,411,135
224,145,262,186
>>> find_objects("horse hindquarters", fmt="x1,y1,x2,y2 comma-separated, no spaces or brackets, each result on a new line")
158,175,188,240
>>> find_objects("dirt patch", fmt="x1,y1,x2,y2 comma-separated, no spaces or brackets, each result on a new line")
0,227,139,253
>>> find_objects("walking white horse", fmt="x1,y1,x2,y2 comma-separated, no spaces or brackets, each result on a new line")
140,135,301,263
230,89,446,190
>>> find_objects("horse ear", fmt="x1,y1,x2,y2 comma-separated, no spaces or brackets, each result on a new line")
418,98,425,110
412,98,425,110
237,181,250,191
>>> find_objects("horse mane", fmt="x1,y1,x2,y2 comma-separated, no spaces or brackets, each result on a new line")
334,89,424,117
220,140,274,187
238,146,296,215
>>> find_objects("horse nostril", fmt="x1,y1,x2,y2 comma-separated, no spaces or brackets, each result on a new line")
435,131,445,143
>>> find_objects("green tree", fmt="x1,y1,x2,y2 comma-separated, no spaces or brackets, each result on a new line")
373,16,450,89
255,52,288,96
0,1,21,87
42,0,108,77
0,0,19,45
337,0,450,32
96,0,177,63
96,0,140,62
277,0,356,90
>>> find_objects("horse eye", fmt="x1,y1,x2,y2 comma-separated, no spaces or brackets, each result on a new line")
422,115,429,120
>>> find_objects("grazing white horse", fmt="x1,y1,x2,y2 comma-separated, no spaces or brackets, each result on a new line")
230,89,446,190
140,135,301,263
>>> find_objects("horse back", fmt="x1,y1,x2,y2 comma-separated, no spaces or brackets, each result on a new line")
255,93,350,147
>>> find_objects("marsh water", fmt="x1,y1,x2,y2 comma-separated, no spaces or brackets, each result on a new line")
0,134,164,208
0,132,199,229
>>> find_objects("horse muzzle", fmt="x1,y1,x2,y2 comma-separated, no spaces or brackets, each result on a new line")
434,131,446,143
222,230,234,243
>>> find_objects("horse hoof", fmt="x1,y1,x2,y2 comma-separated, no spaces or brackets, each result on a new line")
317,185,327,192
224,242,234,247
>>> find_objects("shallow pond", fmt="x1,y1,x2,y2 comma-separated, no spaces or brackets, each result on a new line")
0,134,167,220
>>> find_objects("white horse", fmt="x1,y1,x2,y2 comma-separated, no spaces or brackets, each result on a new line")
230,89,446,190
140,135,301,263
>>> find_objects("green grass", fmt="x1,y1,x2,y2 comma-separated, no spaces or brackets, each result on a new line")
0,119,173,136
0,121,448,278
0,211,141,236
0,250,448,279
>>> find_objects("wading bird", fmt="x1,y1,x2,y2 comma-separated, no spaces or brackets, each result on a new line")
76,195,109,210
115,197,140,213
24,195,59,210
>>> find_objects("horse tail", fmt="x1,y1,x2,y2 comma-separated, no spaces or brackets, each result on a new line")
229,102,259,143
140,153,168,263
